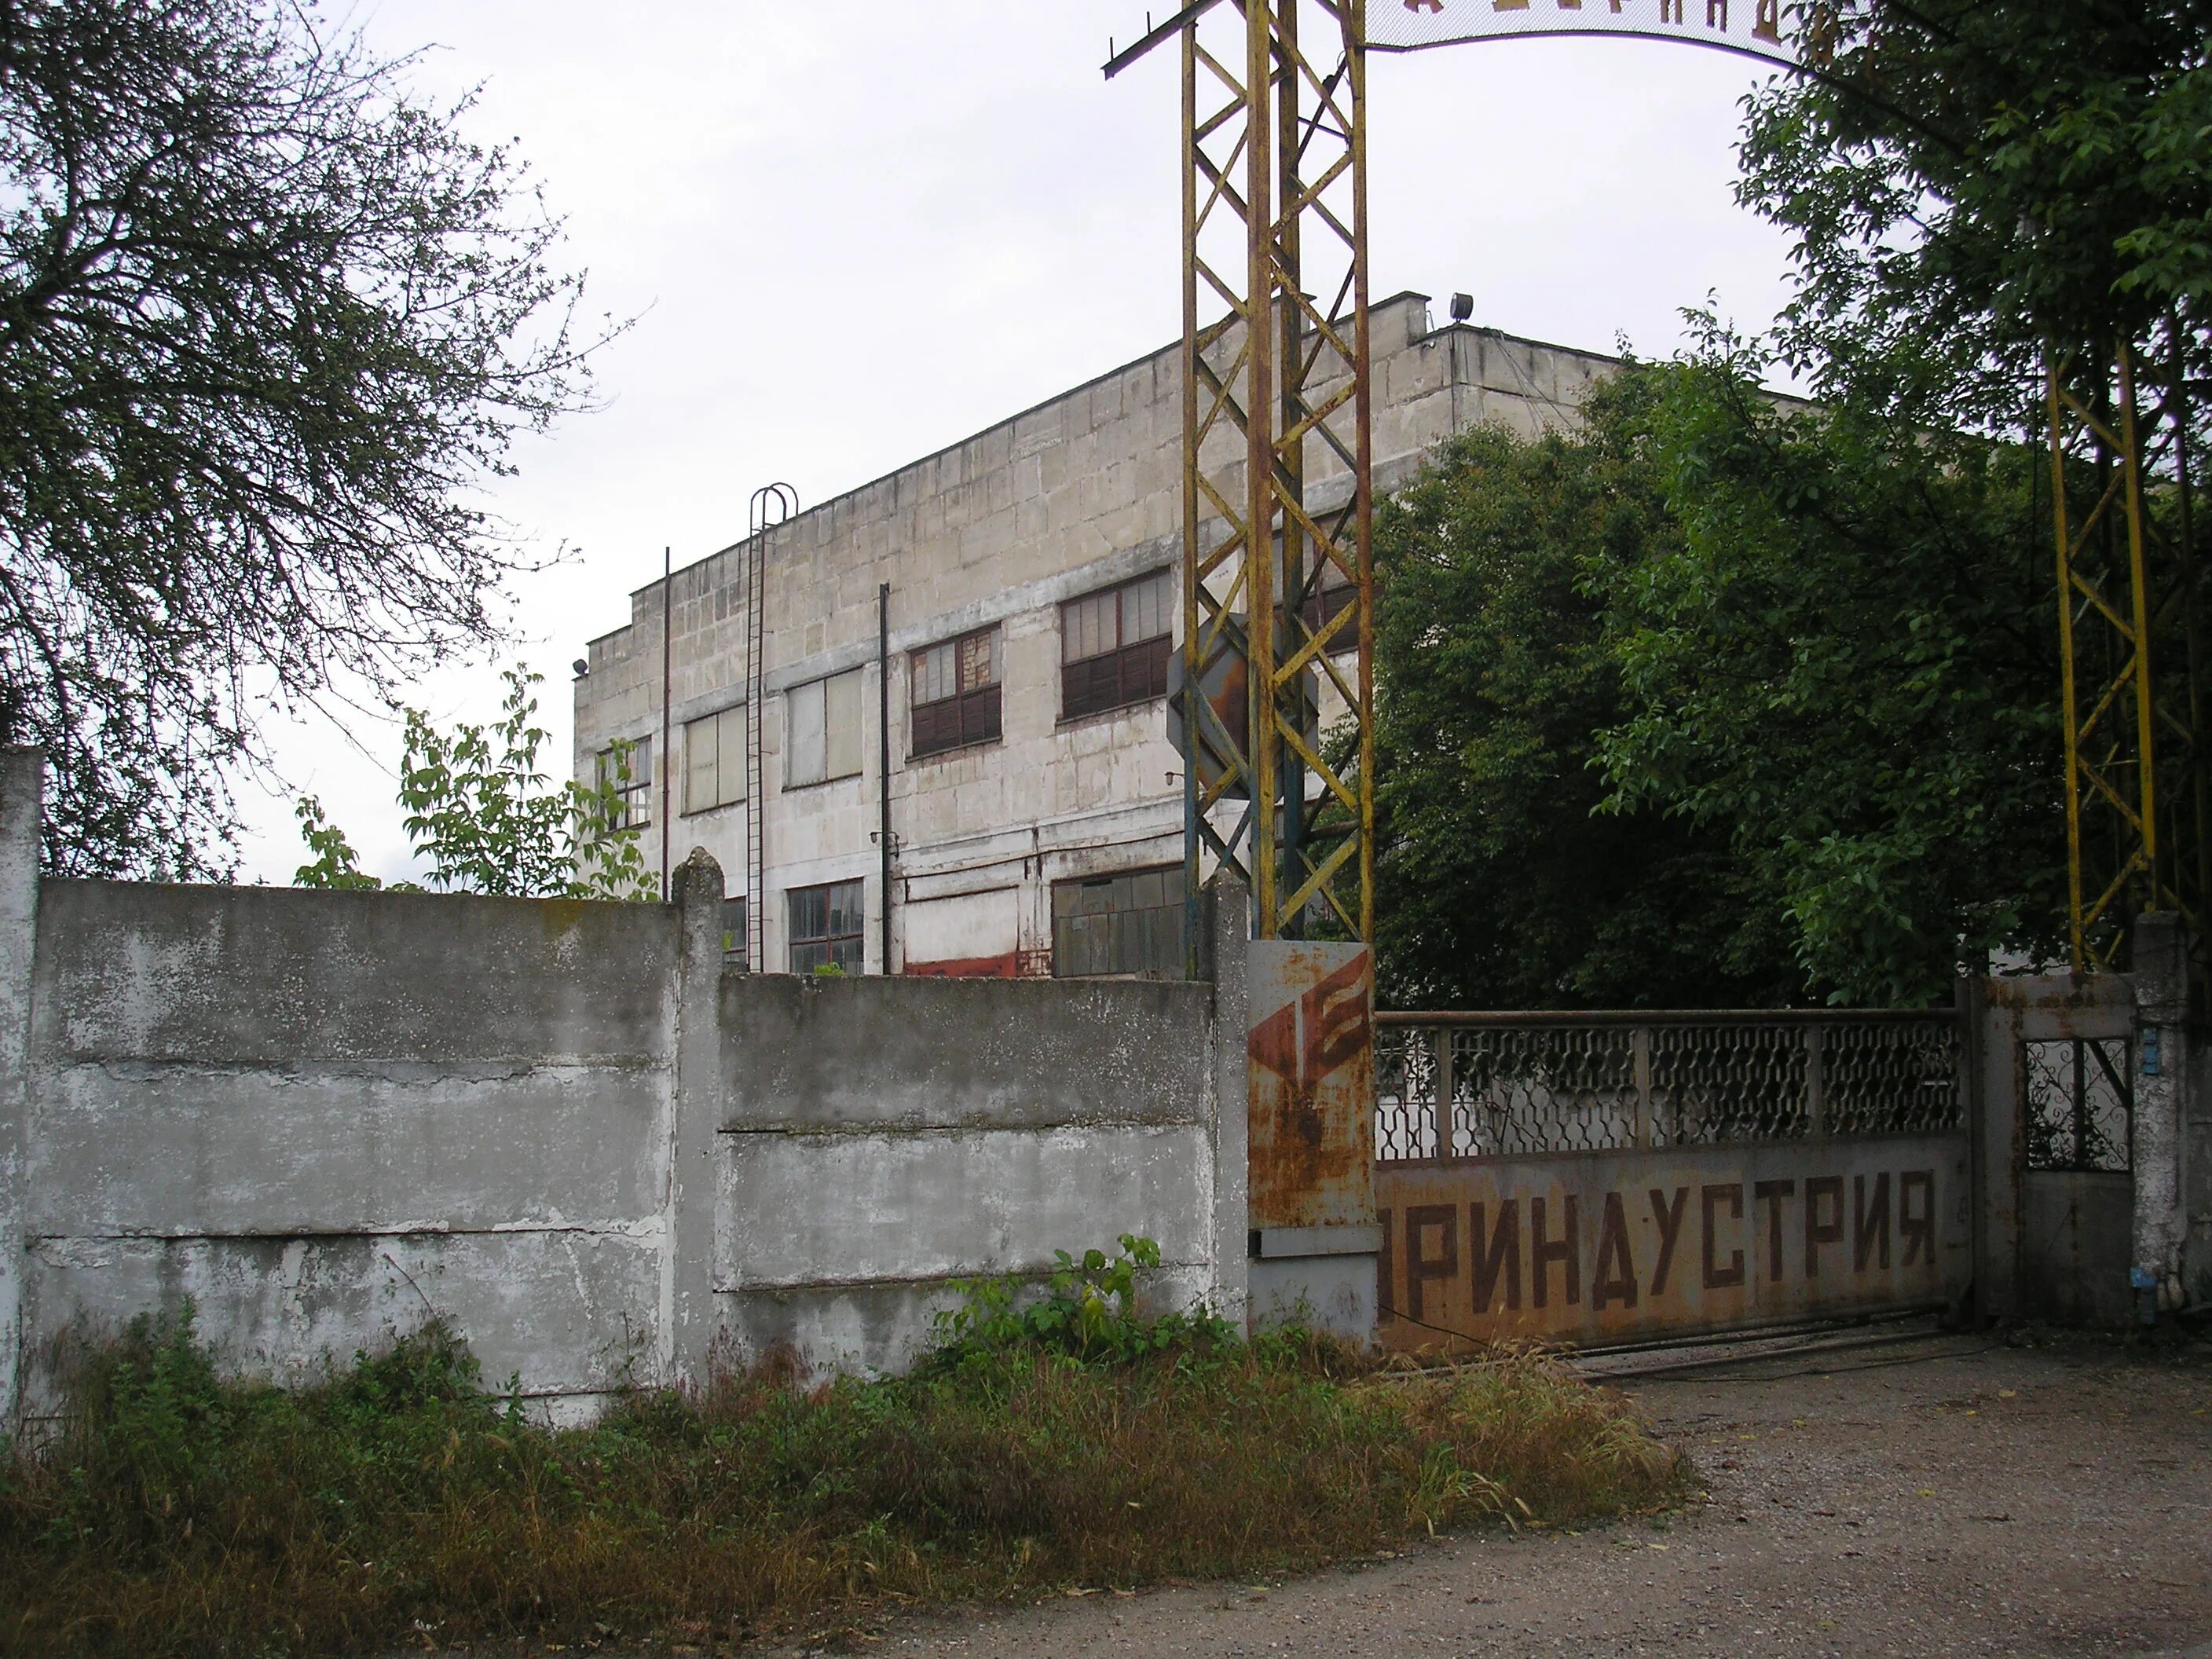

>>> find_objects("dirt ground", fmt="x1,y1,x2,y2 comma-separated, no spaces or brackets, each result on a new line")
793,1335,2212,1659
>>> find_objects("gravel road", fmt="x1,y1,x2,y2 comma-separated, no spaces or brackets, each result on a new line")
808,1335,2212,1659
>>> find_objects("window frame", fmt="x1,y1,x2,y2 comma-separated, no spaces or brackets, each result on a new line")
1297,570,1360,656
784,668,865,789
788,879,866,975
910,624,1004,760
1049,862,1185,980
683,702,747,815
1060,569,1174,723
720,895,749,969
595,735,654,830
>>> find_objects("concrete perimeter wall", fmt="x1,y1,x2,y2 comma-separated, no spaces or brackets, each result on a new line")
0,752,1248,1422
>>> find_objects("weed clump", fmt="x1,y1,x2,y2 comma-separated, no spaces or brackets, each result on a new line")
0,1260,1680,1657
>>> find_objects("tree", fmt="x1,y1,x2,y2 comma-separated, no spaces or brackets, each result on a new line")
0,0,610,876
294,665,654,901
1738,0,2212,428
1365,406,1808,1011
1365,346,2064,1010
1594,334,2064,1005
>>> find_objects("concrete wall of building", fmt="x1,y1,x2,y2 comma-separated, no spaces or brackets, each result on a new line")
573,296,1625,980
0,751,1250,1420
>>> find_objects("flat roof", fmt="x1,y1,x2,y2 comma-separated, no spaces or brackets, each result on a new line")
587,291,1629,647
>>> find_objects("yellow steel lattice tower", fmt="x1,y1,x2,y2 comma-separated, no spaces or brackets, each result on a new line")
2049,340,2207,970
1169,0,1373,954
1119,5,2203,973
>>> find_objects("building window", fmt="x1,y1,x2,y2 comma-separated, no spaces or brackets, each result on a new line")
685,704,746,813
910,626,1002,758
595,736,653,830
721,895,749,969
1052,864,1184,979
786,668,863,788
1298,571,1359,655
1061,569,1172,720
789,880,865,974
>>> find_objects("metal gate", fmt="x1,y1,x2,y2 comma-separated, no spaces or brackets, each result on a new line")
1973,972,2139,1328
1372,1009,1973,1350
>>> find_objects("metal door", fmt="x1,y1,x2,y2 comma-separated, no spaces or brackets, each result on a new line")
1972,972,2137,1327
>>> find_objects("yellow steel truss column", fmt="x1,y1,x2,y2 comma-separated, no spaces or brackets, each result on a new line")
2049,341,2205,970
1177,0,1372,952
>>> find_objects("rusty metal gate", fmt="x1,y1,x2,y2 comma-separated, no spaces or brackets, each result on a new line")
1372,1009,1973,1350
1973,972,2139,1328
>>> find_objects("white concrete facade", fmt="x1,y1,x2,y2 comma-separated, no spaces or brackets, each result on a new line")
573,293,1619,977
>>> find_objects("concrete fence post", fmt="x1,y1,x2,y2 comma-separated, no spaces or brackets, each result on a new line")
1243,928,1379,1343
0,749,39,1426
2130,913,2190,1322
665,848,726,1388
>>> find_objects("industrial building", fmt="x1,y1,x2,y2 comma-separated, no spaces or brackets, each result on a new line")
570,291,1616,977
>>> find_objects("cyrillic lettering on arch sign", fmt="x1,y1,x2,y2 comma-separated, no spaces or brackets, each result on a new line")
1371,0,1819,68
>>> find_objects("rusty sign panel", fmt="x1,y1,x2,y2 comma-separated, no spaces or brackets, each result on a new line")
1248,940,1375,1232
1376,1133,1971,1350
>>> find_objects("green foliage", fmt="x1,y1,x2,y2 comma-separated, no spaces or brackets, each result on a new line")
1595,332,2065,1005
293,666,656,901
929,1234,1238,1366
0,1295,1679,1657
34,1304,494,1559
1364,406,1806,1009
0,0,614,879
287,799,383,892
1736,0,2212,428
1366,341,2064,1009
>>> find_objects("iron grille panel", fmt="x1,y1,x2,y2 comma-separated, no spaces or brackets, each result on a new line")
1824,1022,1965,1136
1449,1025,1638,1155
1375,1016,1961,1162
1373,1026,1438,1162
1650,1024,1809,1145
2023,1038,2133,1172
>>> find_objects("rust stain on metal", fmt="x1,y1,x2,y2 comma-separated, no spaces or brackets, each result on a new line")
1375,1135,1971,1352
1248,941,1375,1230
1983,969,2135,1036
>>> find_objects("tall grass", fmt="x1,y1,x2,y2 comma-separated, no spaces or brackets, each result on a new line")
0,1308,1679,1657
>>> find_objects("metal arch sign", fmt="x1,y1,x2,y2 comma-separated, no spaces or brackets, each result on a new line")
1104,0,1827,79
1369,0,1811,66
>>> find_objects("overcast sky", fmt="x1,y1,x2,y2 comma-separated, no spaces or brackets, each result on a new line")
233,2,1803,885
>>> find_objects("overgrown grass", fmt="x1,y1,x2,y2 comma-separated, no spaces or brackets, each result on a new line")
0,1291,1680,1657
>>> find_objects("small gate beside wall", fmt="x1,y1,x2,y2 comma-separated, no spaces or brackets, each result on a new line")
1972,972,2139,1328
1372,1009,1973,1350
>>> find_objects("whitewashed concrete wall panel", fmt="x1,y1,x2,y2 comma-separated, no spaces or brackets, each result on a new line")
716,1122,1213,1290
26,1063,670,1236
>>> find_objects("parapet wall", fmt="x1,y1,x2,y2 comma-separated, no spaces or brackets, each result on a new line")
0,751,1248,1422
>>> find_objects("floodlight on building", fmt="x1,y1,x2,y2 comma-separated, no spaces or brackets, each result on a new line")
572,657,589,679
1449,292,1474,323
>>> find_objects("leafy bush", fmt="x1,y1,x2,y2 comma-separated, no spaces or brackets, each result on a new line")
928,1234,1239,1366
